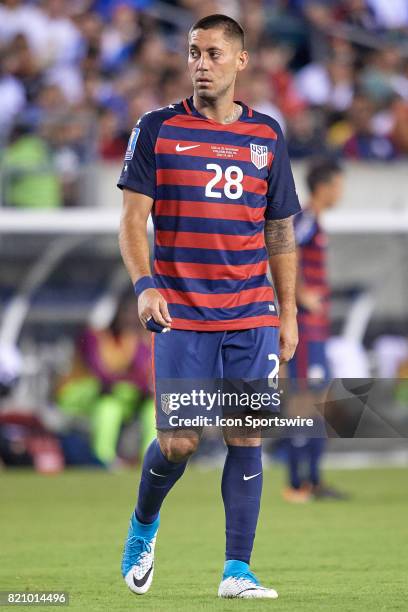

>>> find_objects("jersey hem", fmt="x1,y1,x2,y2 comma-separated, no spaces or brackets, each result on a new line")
169,315,280,331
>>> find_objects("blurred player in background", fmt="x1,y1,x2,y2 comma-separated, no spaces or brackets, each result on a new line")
118,14,300,600
56,295,155,466
284,159,348,502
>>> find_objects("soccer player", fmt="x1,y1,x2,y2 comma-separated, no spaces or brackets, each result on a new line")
285,159,346,502
117,14,300,599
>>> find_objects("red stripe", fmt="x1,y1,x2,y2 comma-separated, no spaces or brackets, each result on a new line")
182,98,191,114
155,230,265,251
163,115,278,139
156,169,266,195
155,137,273,167
159,286,274,308
299,312,330,326
248,107,253,118
303,266,326,280
154,199,266,222
154,259,268,280
170,314,279,331
302,247,325,261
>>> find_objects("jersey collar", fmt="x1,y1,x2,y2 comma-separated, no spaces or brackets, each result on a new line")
183,96,249,123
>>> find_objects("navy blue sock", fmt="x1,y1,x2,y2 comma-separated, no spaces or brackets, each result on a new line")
221,445,263,564
287,438,303,489
308,437,325,486
135,439,187,524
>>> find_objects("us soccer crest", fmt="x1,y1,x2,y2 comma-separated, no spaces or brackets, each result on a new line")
250,143,268,170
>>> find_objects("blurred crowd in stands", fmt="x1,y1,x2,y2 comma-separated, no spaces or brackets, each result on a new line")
1,0,408,207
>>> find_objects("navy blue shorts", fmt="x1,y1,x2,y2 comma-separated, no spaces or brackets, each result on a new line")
152,327,280,428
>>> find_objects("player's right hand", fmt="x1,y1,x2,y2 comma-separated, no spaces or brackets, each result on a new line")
138,288,172,331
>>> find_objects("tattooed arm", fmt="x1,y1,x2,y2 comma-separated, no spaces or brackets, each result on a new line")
264,216,298,362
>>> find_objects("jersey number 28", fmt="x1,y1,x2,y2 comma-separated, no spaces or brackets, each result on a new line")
205,163,243,200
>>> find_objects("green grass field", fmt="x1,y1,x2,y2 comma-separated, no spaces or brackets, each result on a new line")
1,466,407,611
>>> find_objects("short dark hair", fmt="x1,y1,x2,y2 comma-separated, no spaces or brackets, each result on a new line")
189,14,245,49
306,159,343,193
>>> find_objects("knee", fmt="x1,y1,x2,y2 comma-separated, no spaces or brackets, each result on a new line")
223,436,261,448
159,435,199,462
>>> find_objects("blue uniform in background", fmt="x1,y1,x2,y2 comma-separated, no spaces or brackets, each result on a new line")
285,207,331,493
288,207,331,385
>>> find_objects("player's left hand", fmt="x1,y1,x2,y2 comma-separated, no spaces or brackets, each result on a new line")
279,309,298,363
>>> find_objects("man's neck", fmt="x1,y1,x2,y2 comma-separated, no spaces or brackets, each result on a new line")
193,91,242,124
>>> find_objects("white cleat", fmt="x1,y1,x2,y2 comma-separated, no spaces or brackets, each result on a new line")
123,534,157,595
218,576,279,599
121,513,160,595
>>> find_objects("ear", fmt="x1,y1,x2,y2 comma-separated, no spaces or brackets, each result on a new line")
237,49,249,72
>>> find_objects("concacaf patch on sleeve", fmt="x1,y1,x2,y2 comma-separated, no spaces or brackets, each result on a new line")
125,127,140,160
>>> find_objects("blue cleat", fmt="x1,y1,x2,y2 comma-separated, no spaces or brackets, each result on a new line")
121,513,160,595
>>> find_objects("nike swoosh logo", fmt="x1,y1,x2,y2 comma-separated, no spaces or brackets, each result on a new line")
175,144,200,152
133,564,153,588
243,472,262,481
150,468,166,477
